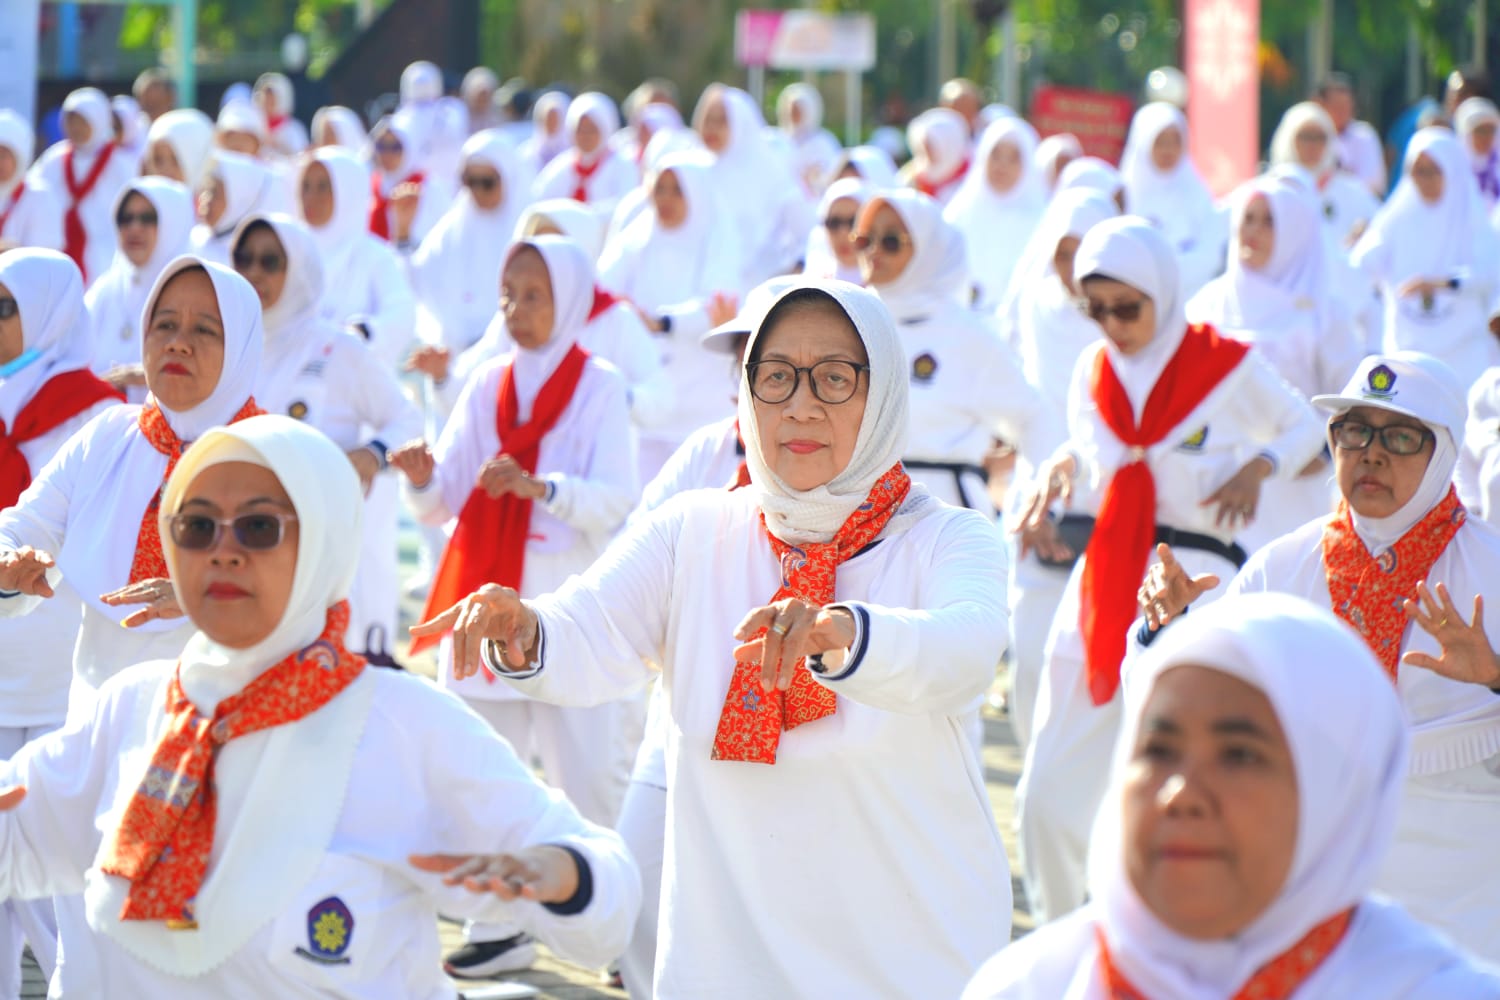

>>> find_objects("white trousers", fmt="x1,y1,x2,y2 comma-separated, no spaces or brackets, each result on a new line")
1006,546,1072,751
613,780,666,1000
0,725,58,1000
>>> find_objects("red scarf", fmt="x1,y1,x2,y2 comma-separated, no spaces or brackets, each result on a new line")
727,420,750,490
711,463,911,764
1322,486,1466,679
0,181,26,237
1096,908,1354,1000
368,171,424,241
99,602,365,924
129,398,266,585
587,285,620,322
916,157,969,198
1080,325,1249,705
267,113,289,133
0,369,123,507
571,151,609,202
62,142,117,281
413,344,591,657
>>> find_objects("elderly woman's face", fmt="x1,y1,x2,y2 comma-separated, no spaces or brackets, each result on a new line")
117,191,159,269
574,115,603,155
233,224,289,312
172,461,299,649
1151,125,1184,172
824,195,861,268
698,95,730,154
1237,194,1274,272
500,247,555,350
1124,665,1299,940
1080,276,1157,356
144,138,184,182
1410,152,1444,203
750,299,869,492
856,203,914,287
143,268,226,412
1332,405,1436,518
986,139,1023,194
300,162,335,229
652,169,688,229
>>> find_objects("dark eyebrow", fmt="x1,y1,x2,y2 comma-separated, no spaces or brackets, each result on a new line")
1211,716,1277,742
1143,715,1180,735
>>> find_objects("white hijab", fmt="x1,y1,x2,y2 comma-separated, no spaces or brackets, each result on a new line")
777,82,823,137
517,198,608,262
1119,103,1214,223
310,105,367,151
567,92,620,164
837,145,899,188
944,117,1047,306
104,177,196,298
505,237,593,419
1269,101,1339,176
1058,155,1125,203
62,88,115,155
206,151,275,240
111,95,148,155
0,110,33,200
864,189,971,321
0,249,98,428
998,187,1118,331
1090,592,1408,1000
693,84,797,263
300,147,372,279
1074,215,1190,416
1035,132,1084,191
906,107,970,184
738,279,935,545
802,177,871,284
1454,97,1500,192
146,109,215,189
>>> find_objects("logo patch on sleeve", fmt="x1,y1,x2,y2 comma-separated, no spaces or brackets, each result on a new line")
295,896,354,965
1177,425,1209,451
911,352,939,383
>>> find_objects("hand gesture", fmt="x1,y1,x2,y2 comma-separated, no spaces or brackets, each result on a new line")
706,291,739,328
390,181,422,242
1402,581,1500,687
408,845,580,905
1018,517,1074,563
103,364,147,393
346,448,381,496
1017,454,1078,538
409,583,537,680
100,577,183,627
0,547,56,598
732,598,857,692
388,440,435,489
478,455,542,500
404,344,452,383
1138,543,1221,630
0,786,23,811
1202,456,1271,529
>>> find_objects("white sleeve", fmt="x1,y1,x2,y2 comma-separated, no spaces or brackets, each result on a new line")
599,308,675,430
1459,377,1497,509
340,338,425,451
353,242,418,370
1227,351,1326,482
538,371,638,535
973,333,1067,465
0,413,96,618
409,365,498,525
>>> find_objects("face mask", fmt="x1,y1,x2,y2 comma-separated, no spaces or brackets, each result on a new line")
0,348,41,378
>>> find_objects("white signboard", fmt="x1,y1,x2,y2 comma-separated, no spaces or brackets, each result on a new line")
735,10,876,72
0,0,41,122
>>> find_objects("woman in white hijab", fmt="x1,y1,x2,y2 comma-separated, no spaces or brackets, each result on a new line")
944,117,1048,310
233,213,423,659
1057,155,1126,208
1014,217,1325,924
188,150,279,266
142,108,215,191
903,106,973,205
776,82,843,198
1119,102,1224,297
0,414,640,995
967,592,1500,999
214,98,268,159
520,90,572,176
833,144,900,188
309,105,368,151
32,88,140,286
1352,127,1500,388
1455,96,1500,214
1035,132,1083,194
601,124,703,249
368,117,446,248
1268,101,1380,247
0,110,62,252
110,96,149,168
0,251,122,998
253,71,310,158
85,177,195,395
391,237,639,979
859,189,1062,516
417,279,1015,999
802,176,871,285
297,147,417,369
598,150,742,480
533,92,638,213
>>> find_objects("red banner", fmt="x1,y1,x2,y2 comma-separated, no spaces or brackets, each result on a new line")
1030,86,1135,165
1186,0,1261,197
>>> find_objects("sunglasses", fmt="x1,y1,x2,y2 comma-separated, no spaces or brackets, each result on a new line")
853,230,912,255
1080,297,1149,324
462,174,499,192
0,298,15,321
823,215,857,234
232,251,286,274
166,512,298,551
117,211,158,228
374,139,403,154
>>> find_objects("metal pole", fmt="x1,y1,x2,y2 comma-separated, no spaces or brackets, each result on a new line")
1307,0,1332,85
173,0,196,109
936,0,956,92
56,2,79,78
749,65,765,109
1406,18,1423,105
845,69,860,146
999,8,1019,109
1477,0,1489,72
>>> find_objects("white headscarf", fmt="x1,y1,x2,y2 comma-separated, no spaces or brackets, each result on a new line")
906,107,970,182
371,117,421,192
529,91,572,164
1089,592,1408,1000
0,110,34,198
738,280,935,545
300,147,371,280
944,117,1047,307
254,72,295,117
111,95,148,154
1119,102,1213,222
0,249,97,428
1035,133,1084,191
802,177,871,284
427,128,526,292
108,176,196,292
998,187,1118,328
777,82,823,137
1058,155,1124,202
215,99,267,142
837,145,899,188
505,237,593,417
1455,98,1500,203
566,92,620,162
693,84,798,271
400,61,444,104
1074,215,1189,416
62,88,114,154
1269,101,1339,176
206,151,275,239
310,105,367,150
517,198,608,261
146,109,215,189
863,189,971,321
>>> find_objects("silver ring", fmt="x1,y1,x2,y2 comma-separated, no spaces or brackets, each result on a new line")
770,621,790,637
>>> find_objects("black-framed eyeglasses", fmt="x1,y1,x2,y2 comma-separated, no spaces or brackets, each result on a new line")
117,210,158,229
462,174,499,192
166,512,298,551
1079,297,1149,324
853,230,912,255
823,214,856,234
1329,419,1433,457
232,251,286,274
0,298,16,320
746,359,868,405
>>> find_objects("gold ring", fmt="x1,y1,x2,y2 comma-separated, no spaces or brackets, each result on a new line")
1439,618,1449,628
770,621,790,636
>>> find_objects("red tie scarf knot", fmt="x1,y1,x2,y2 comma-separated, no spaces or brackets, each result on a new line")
711,463,911,764
368,171,425,241
99,602,365,924
0,369,123,507
571,151,609,203
414,344,591,658
1079,325,1249,705
62,142,118,282
916,157,969,199
0,181,27,237
587,285,620,322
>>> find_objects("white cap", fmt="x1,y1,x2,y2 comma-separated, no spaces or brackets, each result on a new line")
1311,351,1467,437
701,275,802,355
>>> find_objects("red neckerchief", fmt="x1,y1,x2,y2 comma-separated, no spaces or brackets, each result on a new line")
0,369,123,506
99,602,365,925
267,113,289,133
62,142,117,281
368,171,425,241
129,397,266,584
711,463,911,764
1095,908,1355,1000
413,345,591,658
728,420,750,490
571,150,609,202
916,157,969,198
0,181,27,236
587,285,620,322
1079,324,1249,705
1322,486,1466,679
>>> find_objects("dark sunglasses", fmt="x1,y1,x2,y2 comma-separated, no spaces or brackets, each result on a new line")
823,215,857,234
1079,298,1148,324
232,250,287,274
853,230,912,255
462,174,499,192
117,211,158,228
374,139,403,154
167,512,298,551
0,298,15,321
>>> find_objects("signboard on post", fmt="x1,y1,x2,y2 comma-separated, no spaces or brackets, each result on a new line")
1030,85,1135,164
734,10,876,145
1186,0,1261,196
0,0,41,121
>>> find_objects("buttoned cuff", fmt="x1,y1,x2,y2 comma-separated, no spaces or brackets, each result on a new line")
480,616,547,679
809,603,869,681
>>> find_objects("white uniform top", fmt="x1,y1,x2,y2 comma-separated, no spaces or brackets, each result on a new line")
532,149,639,217
1337,119,1389,196
1317,172,1380,246
33,142,139,287
504,489,1015,999
318,235,417,371
1459,367,1500,523
0,181,63,252
256,328,422,452
407,354,637,703
0,663,639,998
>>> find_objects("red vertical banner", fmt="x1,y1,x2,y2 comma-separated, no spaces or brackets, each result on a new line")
1186,0,1261,197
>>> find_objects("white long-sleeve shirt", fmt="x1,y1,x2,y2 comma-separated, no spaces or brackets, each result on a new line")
318,236,418,371
0,182,63,253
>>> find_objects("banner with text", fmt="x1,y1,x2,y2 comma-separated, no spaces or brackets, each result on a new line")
734,10,876,71
1030,86,1135,164
1186,0,1261,197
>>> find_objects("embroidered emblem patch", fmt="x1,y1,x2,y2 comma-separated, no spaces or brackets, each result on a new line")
911,353,938,383
295,896,354,965
288,400,309,421
1363,364,1397,401
1177,425,1209,451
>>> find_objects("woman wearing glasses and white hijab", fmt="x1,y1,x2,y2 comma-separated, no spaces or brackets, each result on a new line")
0,415,639,996
967,593,1500,999
1141,352,1500,963
802,176,871,286
412,279,1014,999
1015,217,1324,924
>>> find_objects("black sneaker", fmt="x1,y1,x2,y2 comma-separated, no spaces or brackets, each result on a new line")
443,933,537,979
